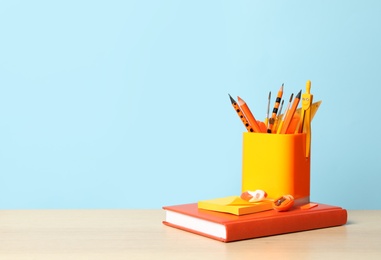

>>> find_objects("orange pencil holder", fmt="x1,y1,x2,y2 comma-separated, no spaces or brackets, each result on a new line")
242,132,310,206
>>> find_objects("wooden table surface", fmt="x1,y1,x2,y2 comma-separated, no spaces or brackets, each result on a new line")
0,209,380,259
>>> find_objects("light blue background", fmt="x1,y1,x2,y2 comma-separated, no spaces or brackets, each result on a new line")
1,1,380,210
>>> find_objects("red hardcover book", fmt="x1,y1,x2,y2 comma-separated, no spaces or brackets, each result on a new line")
163,203,347,242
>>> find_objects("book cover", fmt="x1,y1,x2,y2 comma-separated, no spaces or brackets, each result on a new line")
163,203,347,242
197,196,273,215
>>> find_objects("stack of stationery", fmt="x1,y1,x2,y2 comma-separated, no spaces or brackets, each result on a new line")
163,203,347,242
163,80,347,242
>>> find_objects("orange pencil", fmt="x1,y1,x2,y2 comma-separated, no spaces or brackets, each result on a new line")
276,93,293,134
269,83,284,132
228,94,254,132
279,90,302,134
237,96,263,133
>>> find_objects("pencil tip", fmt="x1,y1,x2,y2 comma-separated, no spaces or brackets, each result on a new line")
289,93,294,101
228,94,235,103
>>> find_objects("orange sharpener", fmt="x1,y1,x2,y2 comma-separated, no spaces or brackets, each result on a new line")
272,195,295,211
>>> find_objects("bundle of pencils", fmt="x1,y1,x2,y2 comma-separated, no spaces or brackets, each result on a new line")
229,80,321,157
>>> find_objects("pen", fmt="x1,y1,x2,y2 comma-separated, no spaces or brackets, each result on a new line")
280,90,302,134
237,96,263,133
228,94,254,132
269,84,284,132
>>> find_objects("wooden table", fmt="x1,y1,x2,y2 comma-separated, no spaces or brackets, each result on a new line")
0,210,380,259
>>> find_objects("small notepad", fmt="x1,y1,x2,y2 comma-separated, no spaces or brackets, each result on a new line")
198,196,273,216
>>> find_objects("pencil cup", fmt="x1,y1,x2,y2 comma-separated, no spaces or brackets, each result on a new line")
242,132,310,205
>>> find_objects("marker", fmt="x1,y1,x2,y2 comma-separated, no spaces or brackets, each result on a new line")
277,93,293,134
280,90,302,134
237,96,263,133
228,94,254,132
269,84,284,132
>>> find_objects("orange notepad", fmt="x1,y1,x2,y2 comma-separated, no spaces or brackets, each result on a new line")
163,203,347,242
